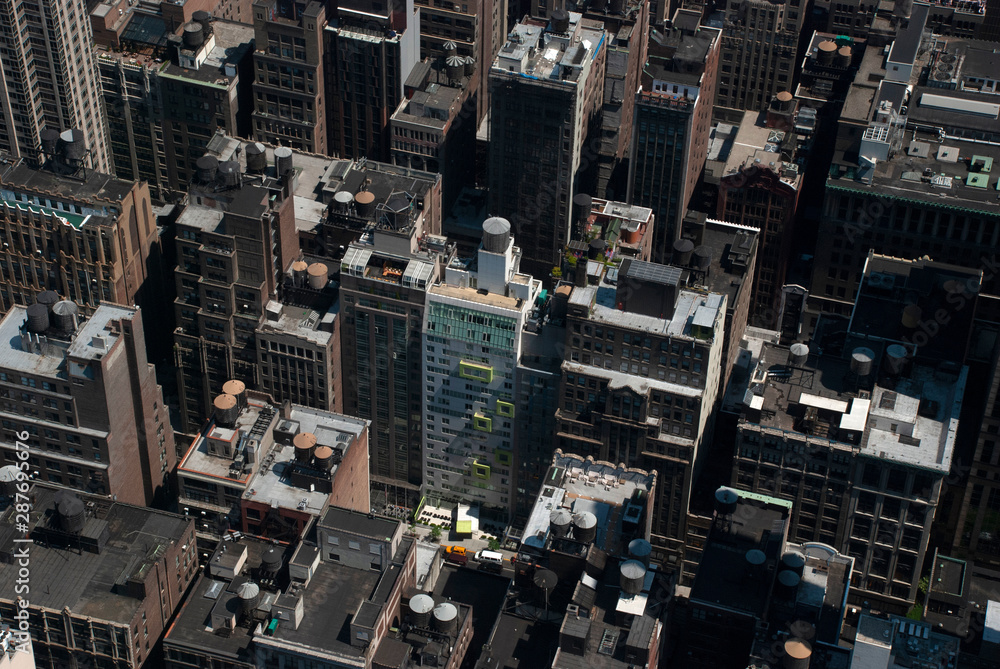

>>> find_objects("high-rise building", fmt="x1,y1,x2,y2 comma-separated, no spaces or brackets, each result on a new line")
97,15,255,201
727,321,968,611
251,0,327,154
554,258,726,569
0,303,175,506
390,56,478,215
487,12,607,275
0,0,110,172
339,198,455,507
714,0,806,117
628,10,720,260
715,111,804,319
172,154,298,433
176,386,369,555
422,218,541,518
581,0,649,200
806,8,1000,334
326,0,422,161
0,484,196,669
0,155,168,356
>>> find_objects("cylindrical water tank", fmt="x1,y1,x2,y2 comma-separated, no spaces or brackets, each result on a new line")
783,638,812,669
775,90,794,112
789,343,809,367
902,304,922,329
292,260,309,286
534,569,558,594
672,238,694,266
628,539,652,566
237,582,260,615
307,262,329,290
851,347,875,377
213,394,238,427
781,551,806,576
622,219,642,245
333,190,354,212
837,46,852,68
60,129,87,161
550,509,572,538
609,0,624,13
56,492,86,534
463,56,475,76
817,40,837,66
261,547,282,574
572,512,597,544
196,155,219,184
885,344,909,375
314,446,334,471
409,594,435,628
274,146,293,176
293,432,317,462
50,300,78,332
777,569,801,599
354,190,376,219
223,379,247,409
693,245,712,270
573,193,593,224
432,602,458,636
0,465,21,497
482,217,511,253
442,41,458,55
588,238,606,260
746,549,767,567
245,142,267,173
446,55,464,81
217,160,240,187
36,291,60,309
183,22,205,49
40,128,61,156
715,487,739,516
26,303,50,333
550,8,570,33
620,560,646,595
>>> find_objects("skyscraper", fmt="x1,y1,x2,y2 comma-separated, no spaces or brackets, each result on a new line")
487,12,607,275
0,0,110,171
628,10,720,260
422,218,541,518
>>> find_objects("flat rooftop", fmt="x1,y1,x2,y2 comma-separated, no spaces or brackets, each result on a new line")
567,270,723,340
493,14,605,86
520,455,655,554
256,302,334,347
430,282,524,311
0,485,190,623
320,506,399,541
0,303,136,377
722,110,801,188
690,493,788,615
0,161,135,226
160,21,254,85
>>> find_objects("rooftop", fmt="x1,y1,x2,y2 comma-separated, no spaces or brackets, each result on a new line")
736,339,966,472
722,110,802,188
0,160,135,226
566,267,724,340
690,491,788,615
520,453,656,555
852,614,961,669
492,14,605,86
429,282,524,311
0,484,190,622
319,507,399,541
0,303,136,378
160,21,254,86
177,183,271,232
256,302,334,347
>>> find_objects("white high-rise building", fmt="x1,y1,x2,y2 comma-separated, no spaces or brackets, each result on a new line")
0,0,110,171
422,218,541,516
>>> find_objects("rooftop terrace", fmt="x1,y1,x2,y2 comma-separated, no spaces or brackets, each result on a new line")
493,14,605,85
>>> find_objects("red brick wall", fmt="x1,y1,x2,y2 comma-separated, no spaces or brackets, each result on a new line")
329,428,370,513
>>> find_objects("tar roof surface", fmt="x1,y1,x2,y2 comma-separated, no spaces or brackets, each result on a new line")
0,486,190,622
1,161,135,208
